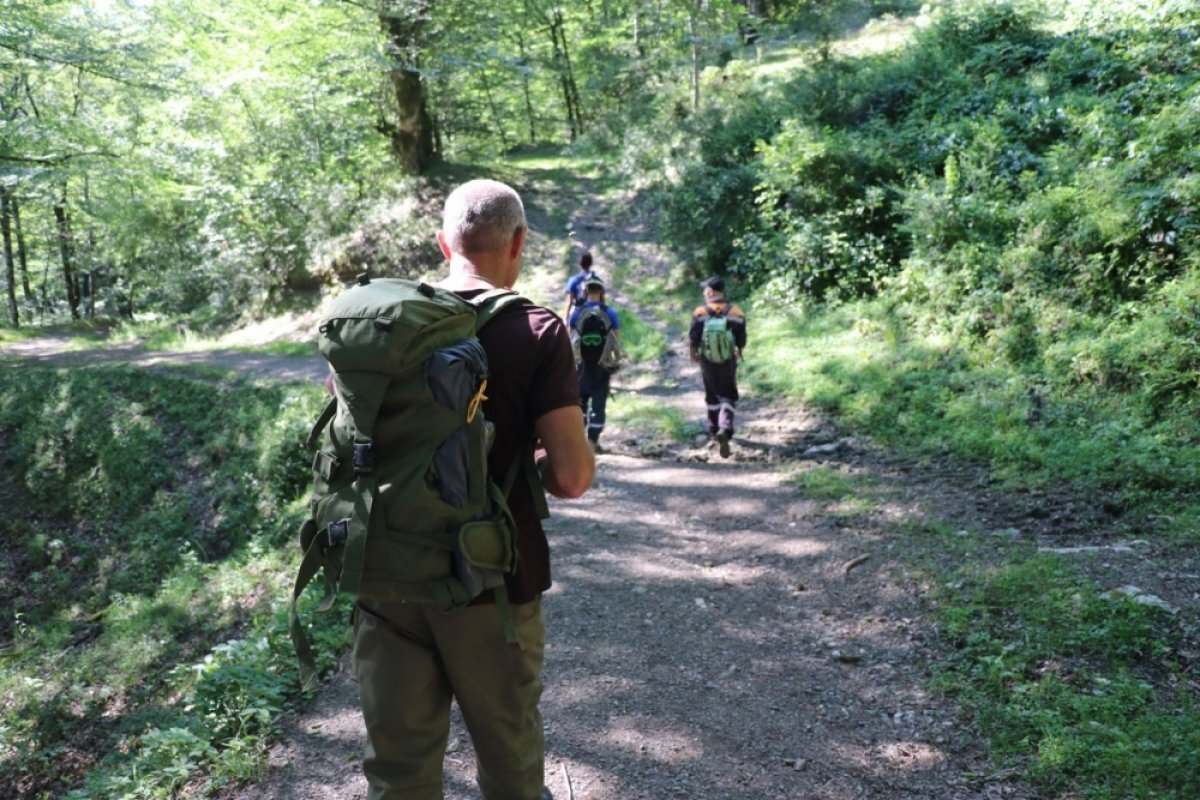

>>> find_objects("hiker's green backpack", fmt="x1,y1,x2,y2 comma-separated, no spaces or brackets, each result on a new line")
289,275,546,690
699,305,736,364
570,305,623,371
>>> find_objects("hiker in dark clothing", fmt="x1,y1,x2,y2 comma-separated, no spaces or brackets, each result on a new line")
352,179,594,800
688,275,747,459
568,274,621,451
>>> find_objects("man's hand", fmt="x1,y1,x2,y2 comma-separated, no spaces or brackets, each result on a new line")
533,406,594,498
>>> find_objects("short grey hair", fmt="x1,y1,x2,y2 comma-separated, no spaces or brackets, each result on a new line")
441,179,526,255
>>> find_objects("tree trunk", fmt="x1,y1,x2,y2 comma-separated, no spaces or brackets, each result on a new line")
378,1,436,175
1,186,19,328
548,10,583,140
516,31,538,143
689,11,701,112
54,192,81,321
559,14,584,136
121,276,135,319
12,193,32,305
480,69,510,152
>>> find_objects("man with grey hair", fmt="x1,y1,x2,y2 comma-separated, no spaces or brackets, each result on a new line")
351,178,594,800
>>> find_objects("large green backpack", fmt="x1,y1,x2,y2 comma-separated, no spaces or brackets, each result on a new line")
699,305,736,364
289,275,546,690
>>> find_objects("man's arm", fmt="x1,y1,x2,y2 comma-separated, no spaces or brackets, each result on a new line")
534,405,595,499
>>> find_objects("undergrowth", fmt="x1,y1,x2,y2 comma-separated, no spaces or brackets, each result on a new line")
0,368,349,799
932,550,1200,798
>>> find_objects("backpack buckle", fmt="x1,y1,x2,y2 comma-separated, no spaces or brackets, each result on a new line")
326,518,351,547
353,441,374,472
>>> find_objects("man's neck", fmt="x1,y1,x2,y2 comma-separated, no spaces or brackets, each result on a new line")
436,257,510,292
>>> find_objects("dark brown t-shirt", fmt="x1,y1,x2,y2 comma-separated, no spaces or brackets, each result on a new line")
457,290,580,604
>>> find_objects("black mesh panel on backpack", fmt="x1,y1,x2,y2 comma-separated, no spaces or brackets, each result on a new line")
576,308,610,366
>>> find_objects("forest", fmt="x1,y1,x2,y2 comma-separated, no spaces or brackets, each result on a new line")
3,0,1199,798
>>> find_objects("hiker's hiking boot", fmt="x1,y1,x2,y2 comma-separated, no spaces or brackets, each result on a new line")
716,428,732,458
541,787,554,800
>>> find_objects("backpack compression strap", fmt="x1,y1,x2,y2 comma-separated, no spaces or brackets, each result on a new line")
290,373,390,691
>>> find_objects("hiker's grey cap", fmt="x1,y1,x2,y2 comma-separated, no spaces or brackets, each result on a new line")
701,276,725,292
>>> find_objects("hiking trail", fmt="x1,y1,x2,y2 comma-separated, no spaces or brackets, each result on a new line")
6,176,1187,800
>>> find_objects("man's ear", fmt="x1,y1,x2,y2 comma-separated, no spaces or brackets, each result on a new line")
436,230,453,260
509,226,527,260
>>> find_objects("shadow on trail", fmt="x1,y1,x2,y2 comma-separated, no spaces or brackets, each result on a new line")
523,453,992,800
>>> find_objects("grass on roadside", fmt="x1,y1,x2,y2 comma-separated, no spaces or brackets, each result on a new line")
741,298,1200,539
931,548,1200,798
749,291,1200,798
0,368,348,799
607,392,699,443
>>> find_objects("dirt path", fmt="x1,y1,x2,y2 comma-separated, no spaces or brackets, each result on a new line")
205,329,1047,800
213,183,1038,800
10,179,1181,799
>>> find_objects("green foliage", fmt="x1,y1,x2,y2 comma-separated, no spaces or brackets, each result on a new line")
787,465,855,500
741,294,1200,513
608,393,697,444
649,1,1200,319
934,554,1200,798
615,311,670,364
0,368,349,798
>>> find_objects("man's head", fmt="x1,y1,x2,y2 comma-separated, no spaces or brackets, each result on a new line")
701,275,725,298
580,252,593,272
584,274,605,299
440,179,526,256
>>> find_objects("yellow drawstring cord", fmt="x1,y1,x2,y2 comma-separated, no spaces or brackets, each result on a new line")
467,378,489,423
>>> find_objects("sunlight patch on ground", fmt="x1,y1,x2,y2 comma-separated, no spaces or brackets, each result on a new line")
218,308,323,346
600,717,704,764
873,740,947,770
553,674,644,706
833,13,928,58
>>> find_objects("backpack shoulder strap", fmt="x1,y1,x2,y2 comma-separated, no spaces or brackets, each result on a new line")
467,290,550,520
578,304,611,328
471,288,526,331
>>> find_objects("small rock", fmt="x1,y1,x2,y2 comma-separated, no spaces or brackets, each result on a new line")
1106,585,1178,614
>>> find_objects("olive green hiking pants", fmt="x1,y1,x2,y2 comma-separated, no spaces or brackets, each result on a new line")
353,597,546,800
